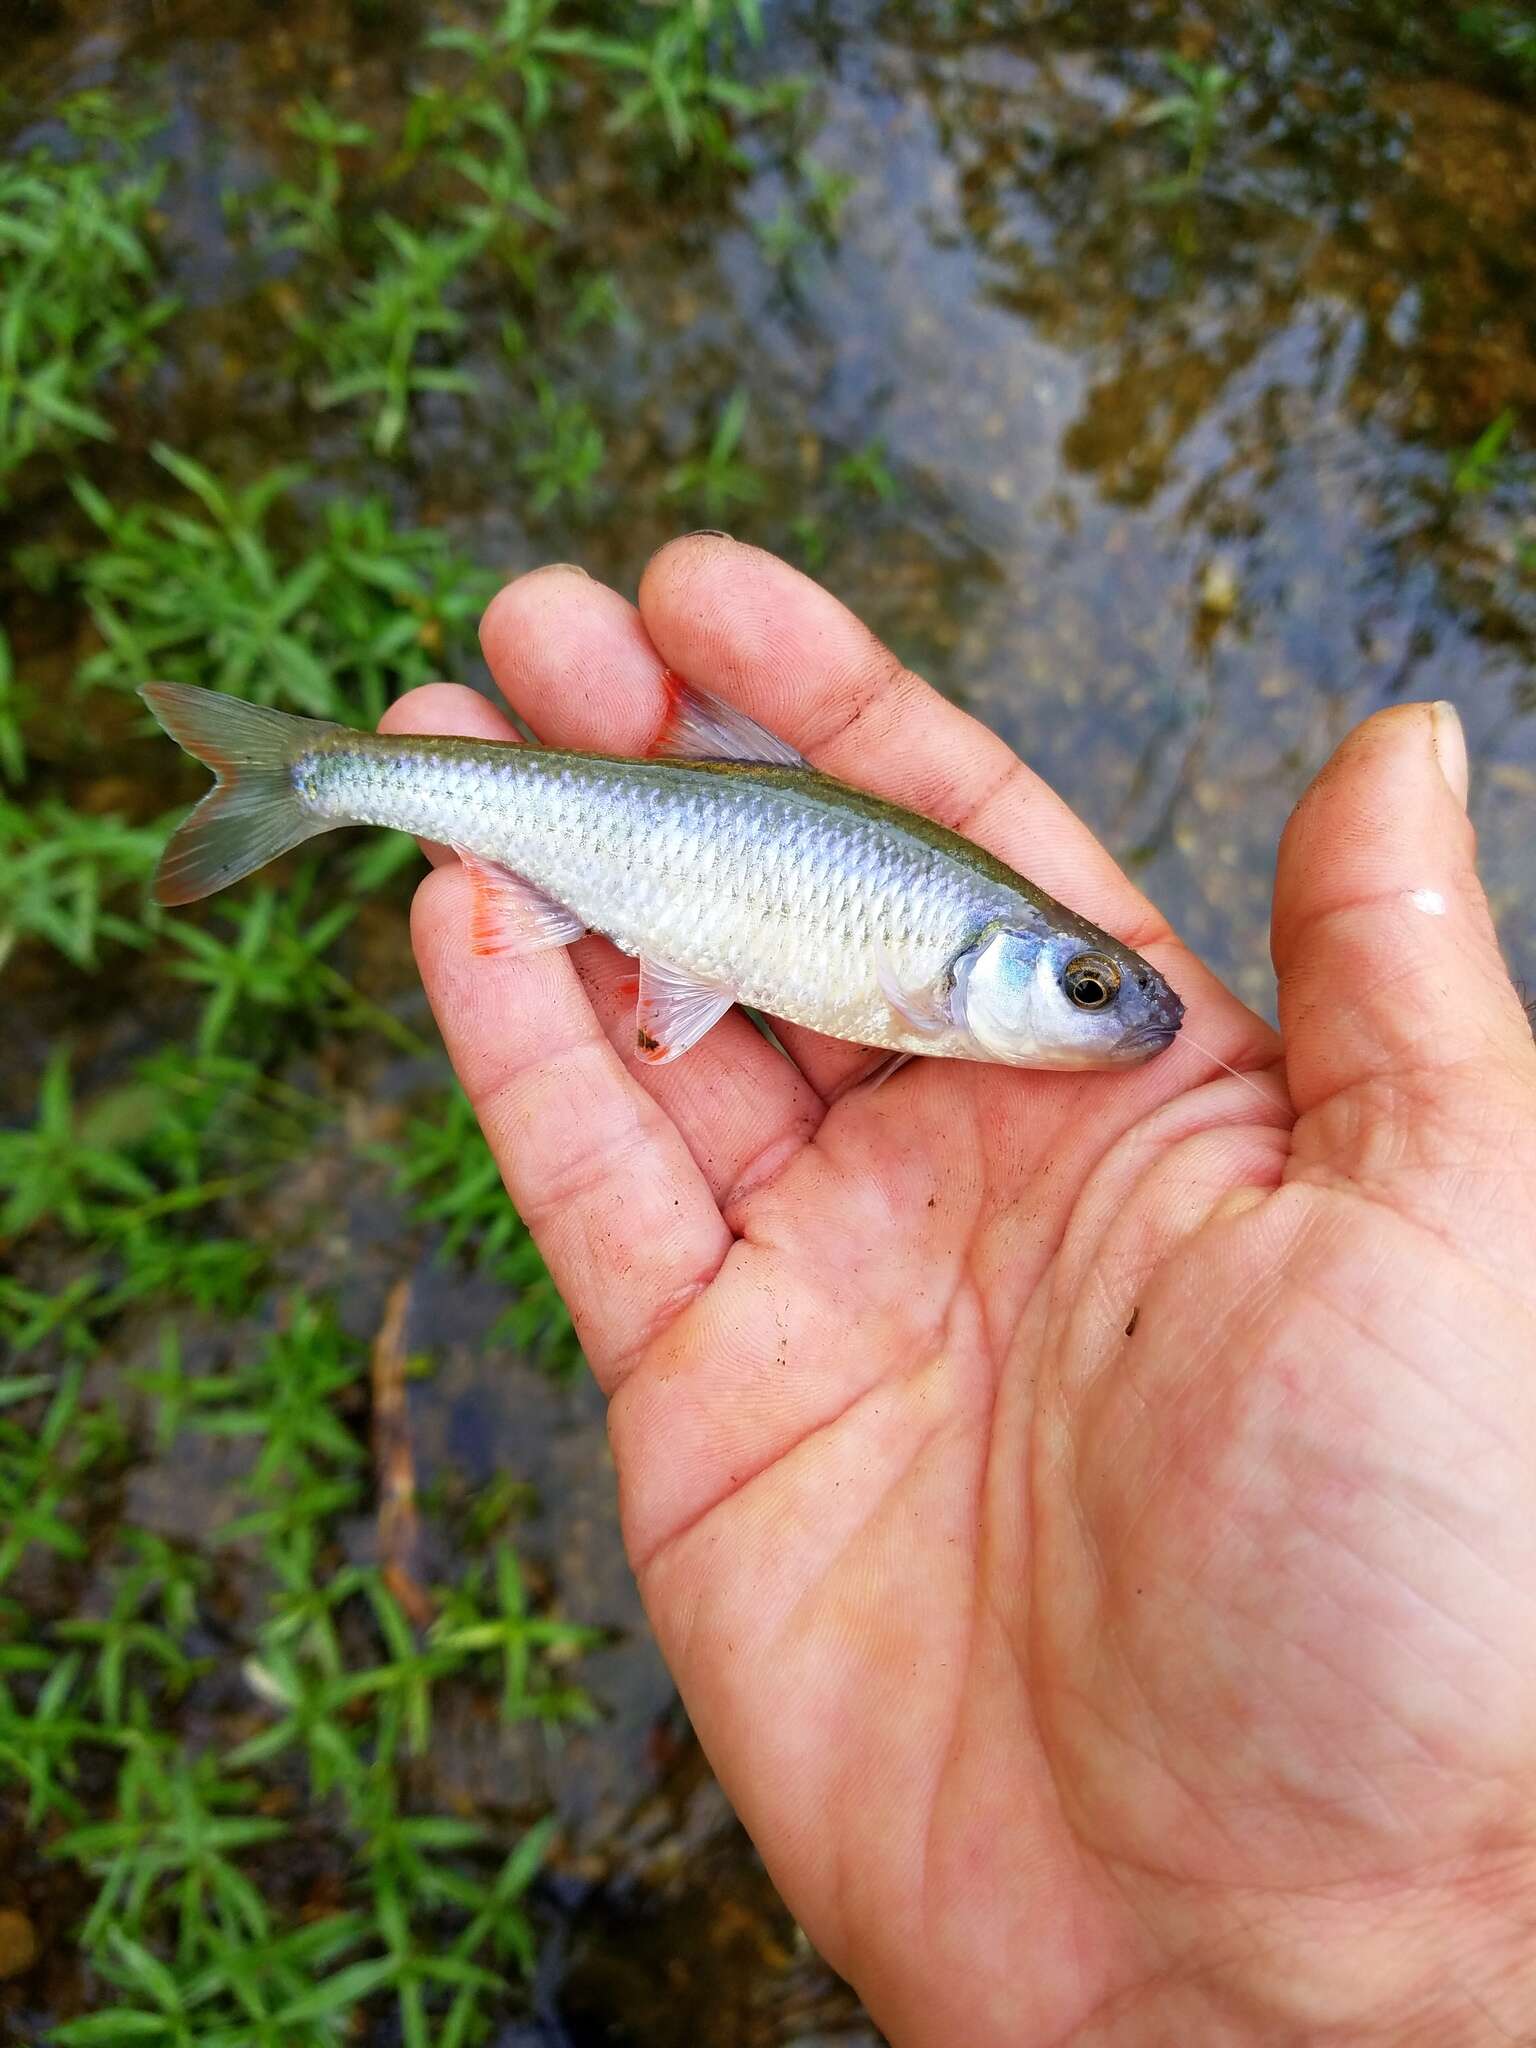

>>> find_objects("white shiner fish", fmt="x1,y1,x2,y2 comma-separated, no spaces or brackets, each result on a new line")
141,676,1184,1072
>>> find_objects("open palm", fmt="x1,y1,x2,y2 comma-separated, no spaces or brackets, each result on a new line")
384,539,1536,2046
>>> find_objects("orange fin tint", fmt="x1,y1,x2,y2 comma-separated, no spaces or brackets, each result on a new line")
650,670,805,768
634,956,734,1065
453,847,585,958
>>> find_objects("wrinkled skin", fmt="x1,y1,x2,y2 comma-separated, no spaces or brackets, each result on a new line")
383,539,1536,2047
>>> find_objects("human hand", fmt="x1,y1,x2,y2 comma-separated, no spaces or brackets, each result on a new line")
382,539,1536,2047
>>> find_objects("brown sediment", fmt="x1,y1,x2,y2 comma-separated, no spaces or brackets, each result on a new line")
371,1278,434,1630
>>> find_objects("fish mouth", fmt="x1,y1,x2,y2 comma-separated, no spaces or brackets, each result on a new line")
1123,1025,1180,1058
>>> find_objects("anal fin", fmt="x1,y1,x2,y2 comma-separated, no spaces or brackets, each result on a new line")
634,956,734,1065
454,848,586,958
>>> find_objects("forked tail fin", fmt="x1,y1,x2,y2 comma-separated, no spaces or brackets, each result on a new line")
140,682,343,905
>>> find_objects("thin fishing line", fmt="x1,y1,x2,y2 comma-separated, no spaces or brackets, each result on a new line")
1175,1026,1278,1111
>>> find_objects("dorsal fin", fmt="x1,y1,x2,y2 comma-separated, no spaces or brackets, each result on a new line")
651,670,806,768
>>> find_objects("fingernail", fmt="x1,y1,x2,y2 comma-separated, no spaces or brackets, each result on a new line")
681,529,732,542
1431,700,1468,810
538,561,590,578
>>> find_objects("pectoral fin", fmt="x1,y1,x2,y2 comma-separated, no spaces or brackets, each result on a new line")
453,848,586,958
634,957,735,1064
829,1050,917,1105
873,935,953,1039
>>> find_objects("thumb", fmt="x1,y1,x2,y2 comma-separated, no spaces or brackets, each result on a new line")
1272,701,1536,1181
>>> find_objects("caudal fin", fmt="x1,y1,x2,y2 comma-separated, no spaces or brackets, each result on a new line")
141,683,342,905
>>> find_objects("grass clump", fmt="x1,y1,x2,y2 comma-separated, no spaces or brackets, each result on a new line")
0,624,25,781
228,0,812,465
1459,6,1536,85
0,95,175,500
1,1298,595,2047
0,798,164,972
304,219,489,457
0,1048,323,1362
1138,54,1237,197
64,448,497,727
664,388,767,524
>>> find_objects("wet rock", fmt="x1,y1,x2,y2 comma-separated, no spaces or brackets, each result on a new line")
1198,559,1239,617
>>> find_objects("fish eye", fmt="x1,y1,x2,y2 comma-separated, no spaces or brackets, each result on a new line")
1063,952,1121,1011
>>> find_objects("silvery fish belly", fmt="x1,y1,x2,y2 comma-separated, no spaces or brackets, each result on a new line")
139,677,1185,1073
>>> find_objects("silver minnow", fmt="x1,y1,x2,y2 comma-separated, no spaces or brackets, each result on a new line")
140,676,1184,1072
